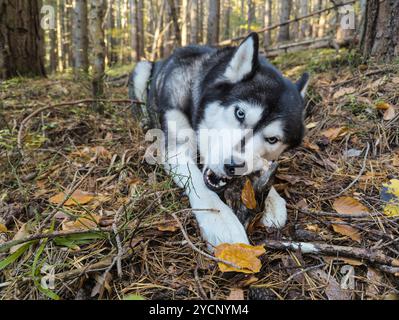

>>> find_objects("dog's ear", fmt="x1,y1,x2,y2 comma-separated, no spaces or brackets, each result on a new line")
223,33,259,83
296,72,310,98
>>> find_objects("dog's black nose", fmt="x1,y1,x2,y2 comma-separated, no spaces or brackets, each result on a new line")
224,161,246,176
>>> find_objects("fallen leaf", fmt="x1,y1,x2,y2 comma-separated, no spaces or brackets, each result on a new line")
310,269,352,300
306,122,319,129
321,127,348,141
226,288,245,300
383,106,396,121
49,190,95,206
215,243,265,274
381,179,399,217
375,101,391,110
323,256,364,266
241,179,257,210
333,197,370,215
10,224,29,254
366,268,383,299
0,223,7,233
392,77,399,85
157,220,179,233
333,87,356,100
62,214,101,231
343,149,362,158
332,220,362,243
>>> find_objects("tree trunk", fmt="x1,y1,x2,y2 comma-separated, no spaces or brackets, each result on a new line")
277,0,292,42
222,0,231,41
130,0,139,61
299,0,310,39
137,0,145,58
247,0,253,32
167,0,181,46
190,0,199,44
0,0,46,79
72,0,89,76
263,0,272,48
361,0,399,61
181,0,189,46
207,0,220,45
49,0,58,74
88,0,107,112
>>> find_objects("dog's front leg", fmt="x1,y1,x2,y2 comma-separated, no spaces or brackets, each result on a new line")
163,110,249,248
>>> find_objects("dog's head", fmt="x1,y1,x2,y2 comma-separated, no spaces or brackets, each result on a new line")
197,33,309,192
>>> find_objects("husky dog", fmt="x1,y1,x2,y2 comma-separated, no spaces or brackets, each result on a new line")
131,33,309,248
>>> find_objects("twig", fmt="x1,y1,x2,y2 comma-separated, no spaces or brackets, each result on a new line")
168,211,243,270
260,239,399,268
194,266,208,300
0,228,111,253
112,204,125,278
289,205,376,219
17,98,144,155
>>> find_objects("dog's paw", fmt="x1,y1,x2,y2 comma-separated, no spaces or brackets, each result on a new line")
191,193,249,249
261,187,287,229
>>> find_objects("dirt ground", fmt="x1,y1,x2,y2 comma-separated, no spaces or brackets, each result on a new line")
0,49,398,300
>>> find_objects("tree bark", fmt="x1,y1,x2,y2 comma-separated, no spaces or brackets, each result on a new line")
277,0,292,42
222,0,231,41
137,0,145,58
207,0,220,45
299,0,310,39
361,0,399,61
88,0,107,112
190,0,199,44
181,0,189,46
72,0,89,76
0,0,46,79
167,0,181,46
263,0,272,48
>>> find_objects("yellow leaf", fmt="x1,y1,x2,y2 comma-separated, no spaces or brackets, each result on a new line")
0,223,8,233
241,179,257,210
49,190,95,206
321,127,348,141
306,122,319,129
157,220,179,233
381,179,399,217
215,243,265,274
375,101,391,110
333,197,369,215
332,220,362,243
62,214,101,231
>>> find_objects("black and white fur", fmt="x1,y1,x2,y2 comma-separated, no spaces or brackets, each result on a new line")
131,33,309,248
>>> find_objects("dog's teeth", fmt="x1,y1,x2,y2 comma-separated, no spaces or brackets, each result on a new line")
219,181,226,187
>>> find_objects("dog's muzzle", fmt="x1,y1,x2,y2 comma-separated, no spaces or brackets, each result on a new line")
203,168,230,192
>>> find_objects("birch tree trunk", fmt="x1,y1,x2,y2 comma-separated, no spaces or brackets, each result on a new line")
207,0,220,45
88,0,107,112
277,0,292,42
361,0,399,61
0,0,46,79
299,0,310,39
72,0,89,76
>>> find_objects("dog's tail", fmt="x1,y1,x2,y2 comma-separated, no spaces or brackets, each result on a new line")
129,61,154,103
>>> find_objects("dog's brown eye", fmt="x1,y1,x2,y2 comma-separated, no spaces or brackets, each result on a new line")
235,107,245,121
265,137,279,144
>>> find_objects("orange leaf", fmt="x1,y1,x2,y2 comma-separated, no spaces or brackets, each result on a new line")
157,220,179,233
49,190,95,206
241,179,257,210
62,214,101,231
333,197,369,215
321,127,347,141
215,243,265,274
332,220,362,243
375,101,391,110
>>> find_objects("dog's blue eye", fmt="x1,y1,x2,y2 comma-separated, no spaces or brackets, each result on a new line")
265,137,279,144
235,107,245,121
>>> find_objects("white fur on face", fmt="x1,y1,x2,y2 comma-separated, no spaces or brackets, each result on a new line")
224,36,255,83
197,103,288,176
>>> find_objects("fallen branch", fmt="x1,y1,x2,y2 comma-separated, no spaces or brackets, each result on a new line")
288,205,376,219
260,239,399,268
17,98,144,155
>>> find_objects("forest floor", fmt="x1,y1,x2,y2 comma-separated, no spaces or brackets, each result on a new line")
0,48,398,300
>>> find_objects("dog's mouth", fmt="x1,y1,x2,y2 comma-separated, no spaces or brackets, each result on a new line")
203,168,230,192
